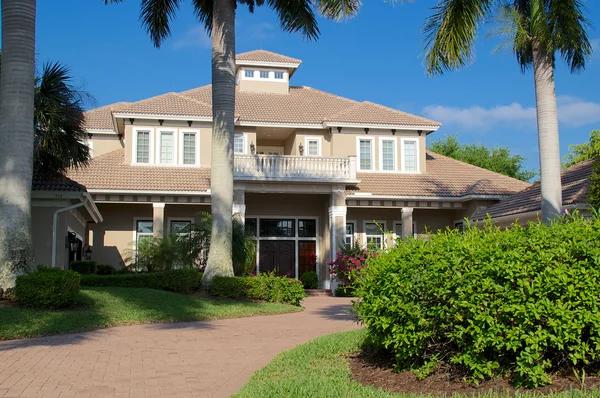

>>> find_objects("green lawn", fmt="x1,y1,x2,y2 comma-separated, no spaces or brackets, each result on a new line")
234,329,600,398
0,287,301,340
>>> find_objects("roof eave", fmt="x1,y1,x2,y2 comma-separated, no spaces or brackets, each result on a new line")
323,122,441,132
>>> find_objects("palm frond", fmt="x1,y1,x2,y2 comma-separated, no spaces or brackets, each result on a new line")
317,0,361,21
139,0,184,48
34,62,92,176
267,0,319,41
548,0,592,72
423,0,496,76
192,0,213,35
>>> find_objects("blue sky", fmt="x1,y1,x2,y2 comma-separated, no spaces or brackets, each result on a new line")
33,0,600,173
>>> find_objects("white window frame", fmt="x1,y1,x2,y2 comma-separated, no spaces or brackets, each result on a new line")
363,220,385,249
234,133,247,155
156,128,177,165
356,136,375,172
132,217,154,255
393,221,417,241
168,217,194,235
241,68,288,82
379,137,398,172
304,136,322,157
132,128,155,165
178,129,201,166
454,220,466,231
244,69,256,79
85,138,94,158
274,71,284,80
401,137,420,173
259,70,270,79
345,220,356,246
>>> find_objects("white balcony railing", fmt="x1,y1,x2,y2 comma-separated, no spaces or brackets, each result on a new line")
234,155,357,182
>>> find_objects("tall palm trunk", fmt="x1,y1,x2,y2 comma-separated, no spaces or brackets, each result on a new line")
202,0,236,287
0,0,37,289
532,41,562,223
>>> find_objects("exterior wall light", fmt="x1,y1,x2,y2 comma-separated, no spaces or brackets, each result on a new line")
299,143,304,155
250,142,256,154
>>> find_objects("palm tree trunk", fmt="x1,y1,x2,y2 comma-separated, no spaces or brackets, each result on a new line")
0,0,37,289
202,0,236,287
532,41,562,223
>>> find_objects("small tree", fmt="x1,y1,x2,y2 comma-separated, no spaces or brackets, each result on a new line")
562,130,600,168
587,160,600,211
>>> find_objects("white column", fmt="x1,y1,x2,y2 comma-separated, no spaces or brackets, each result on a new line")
152,203,165,238
328,200,347,291
402,207,413,239
233,189,246,225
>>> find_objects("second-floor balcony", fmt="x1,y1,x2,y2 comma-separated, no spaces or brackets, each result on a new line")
234,155,358,183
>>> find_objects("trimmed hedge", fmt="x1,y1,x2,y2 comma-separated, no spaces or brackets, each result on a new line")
81,269,202,293
95,264,117,275
210,274,305,306
16,267,81,309
69,260,96,275
300,271,319,289
355,215,600,387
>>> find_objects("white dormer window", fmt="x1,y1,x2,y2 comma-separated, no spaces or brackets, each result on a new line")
274,71,284,80
134,128,153,164
380,138,397,172
305,137,321,157
357,137,374,171
180,130,200,166
158,130,176,164
259,71,269,79
245,70,255,78
402,138,419,172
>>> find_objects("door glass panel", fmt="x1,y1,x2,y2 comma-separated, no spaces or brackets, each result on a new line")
259,219,295,237
298,219,316,237
245,218,257,237
299,241,317,277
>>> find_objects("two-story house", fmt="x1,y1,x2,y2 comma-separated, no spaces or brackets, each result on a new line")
68,50,530,288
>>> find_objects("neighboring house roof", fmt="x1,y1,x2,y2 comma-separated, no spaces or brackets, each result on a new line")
473,159,595,220
236,50,301,65
85,86,440,129
32,173,86,192
68,149,211,192
348,152,530,198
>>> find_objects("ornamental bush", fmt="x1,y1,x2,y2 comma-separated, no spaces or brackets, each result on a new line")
210,273,305,306
300,271,319,289
69,260,97,275
16,267,81,309
355,215,600,387
329,242,377,290
95,264,117,275
81,269,202,293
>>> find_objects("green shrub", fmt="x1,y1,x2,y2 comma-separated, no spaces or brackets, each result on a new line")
95,264,117,275
81,269,202,293
69,260,96,275
334,285,355,297
300,271,319,289
355,215,600,388
210,274,305,306
16,268,80,309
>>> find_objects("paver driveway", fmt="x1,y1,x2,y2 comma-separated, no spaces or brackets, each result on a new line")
0,297,360,398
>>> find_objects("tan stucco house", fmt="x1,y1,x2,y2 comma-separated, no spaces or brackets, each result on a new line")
472,159,594,227
66,50,530,288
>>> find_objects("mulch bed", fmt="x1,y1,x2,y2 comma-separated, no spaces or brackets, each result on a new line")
349,349,600,396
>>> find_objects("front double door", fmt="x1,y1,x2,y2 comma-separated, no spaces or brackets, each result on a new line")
259,240,295,277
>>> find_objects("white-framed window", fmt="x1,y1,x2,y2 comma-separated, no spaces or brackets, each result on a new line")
345,221,356,246
244,69,255,78
454,220,465,231
169,219,193,236
85,138,94,158
179,130,200,166
259,71,269,79
133,128,154,164
357,137,374,171
379,137,397,172
135,220,153,250
157,129,176,165
365,221,385,249
234,134,246,154
401,138,419,172
393,221,417,240
305,137,322,157
274,71,284,80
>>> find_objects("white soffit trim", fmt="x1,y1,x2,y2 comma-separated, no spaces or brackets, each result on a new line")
346,194,508,202
323,122,440,132
86,129,118,135
87,189,212,196
236,60,301,68
236,120,323,129
114,113,212,122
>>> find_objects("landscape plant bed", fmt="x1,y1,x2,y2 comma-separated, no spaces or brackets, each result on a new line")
0,286,301,341
350,349,600,396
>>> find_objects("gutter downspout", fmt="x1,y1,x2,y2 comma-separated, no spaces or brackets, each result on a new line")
51,196,89,269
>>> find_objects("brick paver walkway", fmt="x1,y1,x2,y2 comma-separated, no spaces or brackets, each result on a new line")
0,297,360,398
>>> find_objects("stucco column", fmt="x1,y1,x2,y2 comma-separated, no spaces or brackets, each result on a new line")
328,189,347,290
153,203,165,238
402,207,413,239
232,188,246,226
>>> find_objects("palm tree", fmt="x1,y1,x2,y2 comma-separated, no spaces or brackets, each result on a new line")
34,62,92,176
0,0,37,289
103,0,360,287
422,0,592,223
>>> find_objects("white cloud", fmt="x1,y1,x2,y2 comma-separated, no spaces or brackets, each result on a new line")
172,25,211,50
423,96,600,131
246,22,277,40
591,38,600,58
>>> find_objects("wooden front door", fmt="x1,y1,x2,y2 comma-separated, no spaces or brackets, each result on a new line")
259,240,295,277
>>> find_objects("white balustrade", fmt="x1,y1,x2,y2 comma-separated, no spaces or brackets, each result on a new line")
234,155,357,182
